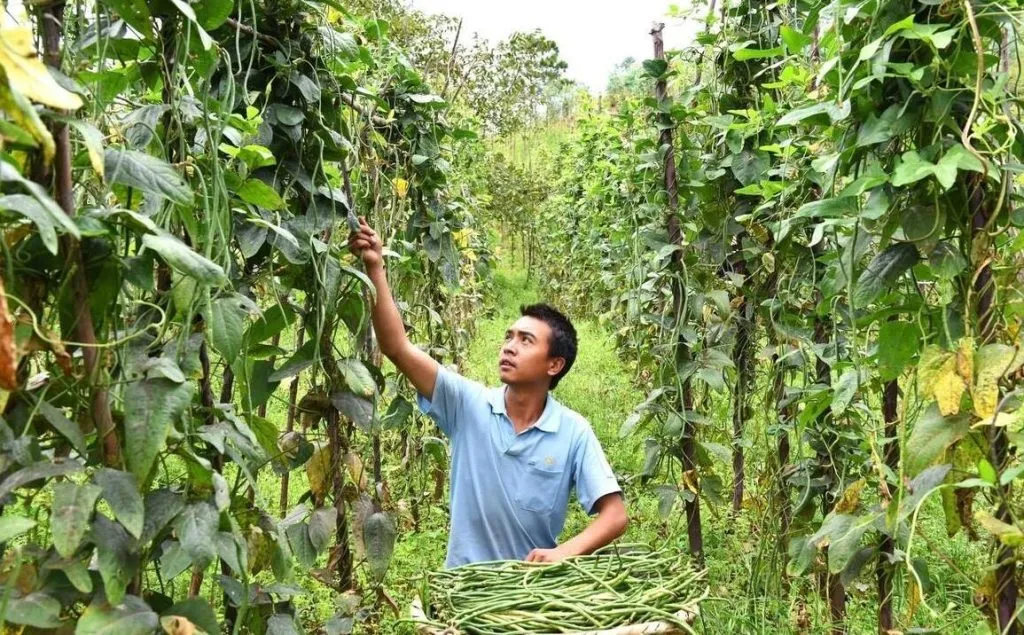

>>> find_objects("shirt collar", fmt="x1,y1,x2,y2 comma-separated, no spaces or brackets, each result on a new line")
489,386,561,433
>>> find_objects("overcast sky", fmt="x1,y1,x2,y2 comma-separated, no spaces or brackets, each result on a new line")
409,0,704,93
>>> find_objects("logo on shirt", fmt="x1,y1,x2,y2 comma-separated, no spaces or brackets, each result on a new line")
544,456,556,467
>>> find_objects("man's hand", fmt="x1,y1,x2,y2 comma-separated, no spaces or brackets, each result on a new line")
525,546,571,564
348,217,383,269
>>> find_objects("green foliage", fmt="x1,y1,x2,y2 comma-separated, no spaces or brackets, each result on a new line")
516,0,1024,630
0,0,493,631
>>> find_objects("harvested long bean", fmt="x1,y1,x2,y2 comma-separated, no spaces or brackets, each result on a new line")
421,545,707,634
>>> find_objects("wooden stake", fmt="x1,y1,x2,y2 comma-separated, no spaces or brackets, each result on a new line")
651,22,703,563
40,2,121,469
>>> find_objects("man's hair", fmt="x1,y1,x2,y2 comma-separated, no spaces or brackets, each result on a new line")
520,303,577,389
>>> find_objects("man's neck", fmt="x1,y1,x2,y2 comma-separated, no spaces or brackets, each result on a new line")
504,382,549,434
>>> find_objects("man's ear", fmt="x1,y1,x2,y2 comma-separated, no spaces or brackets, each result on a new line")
547,357,566,378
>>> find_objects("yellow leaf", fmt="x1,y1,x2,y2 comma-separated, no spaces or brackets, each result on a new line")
68,120,105,177
973,379,999,420
934,363,965,416
453,228,472,249
918,345,953,397
344,451,368,492
835,479,865,513
973,344,1024,420
0,69,54,163
394,177,409,199
306,444,333,500
955,337,974,383
0,17,82,110
976,511,1024,547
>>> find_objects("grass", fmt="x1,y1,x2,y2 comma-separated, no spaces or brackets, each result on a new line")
244,248,989,634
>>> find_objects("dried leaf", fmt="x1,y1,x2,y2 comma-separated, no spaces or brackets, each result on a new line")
0,276,16,391
345,452,368,492
306,444,332,500
835,479,866,514
161,615,196,635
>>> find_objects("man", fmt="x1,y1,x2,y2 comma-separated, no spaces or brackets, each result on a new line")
349,218,627,568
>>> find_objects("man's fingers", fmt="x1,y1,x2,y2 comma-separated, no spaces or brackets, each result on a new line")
525,550,537,562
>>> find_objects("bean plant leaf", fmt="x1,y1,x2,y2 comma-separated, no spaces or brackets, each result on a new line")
380,395,413,430
125,378,195,481
892,151,935,187
906,403,971,475
973,345,1024,420
267,614,303,635
68,119,106,176
641,59,668,79
332,390,374,431
853,243,919,306
175,502,220,567
877,321,920,381
780,25,811,53
92,515,139,605
654,485,678,519
0,19,83,109
102,0,154,39
286,521,317,568
104,148,193,205
94,468,144,539
163,598,220,635
142,233,228,286
977,512,1024,547
0,459,83,501
308,507,337,553
928,242,967,279
194,0,234,29
35,399,87,454
900,464,952,520
0,194,61,254
54,558,93,594
5,592,61,628
363,511,396,582
77,595,159,635
0,514,35,543
831,369,859,415
269,339,318,382
238,178,285,210
207,296,249,364
245,303,295,345
306,445,332,500
141,488,186,544
339,358,377,397
123,104,171,149
167,0,213,50
51,482,101,557
809,512,877,574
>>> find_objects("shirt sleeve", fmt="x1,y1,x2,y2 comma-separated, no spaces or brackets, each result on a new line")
572,424,622,515
415,364,476,438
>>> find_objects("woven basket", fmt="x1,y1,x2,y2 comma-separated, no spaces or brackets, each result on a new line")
409,597,698,635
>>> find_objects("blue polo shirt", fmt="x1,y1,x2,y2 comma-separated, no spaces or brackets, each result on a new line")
417,366,622,568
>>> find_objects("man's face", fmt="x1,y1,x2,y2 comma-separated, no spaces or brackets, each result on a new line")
498,316,565,387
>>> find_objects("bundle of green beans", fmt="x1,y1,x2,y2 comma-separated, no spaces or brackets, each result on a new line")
416,544,707,634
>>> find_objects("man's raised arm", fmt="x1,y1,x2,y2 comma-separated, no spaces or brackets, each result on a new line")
348,218,439,399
